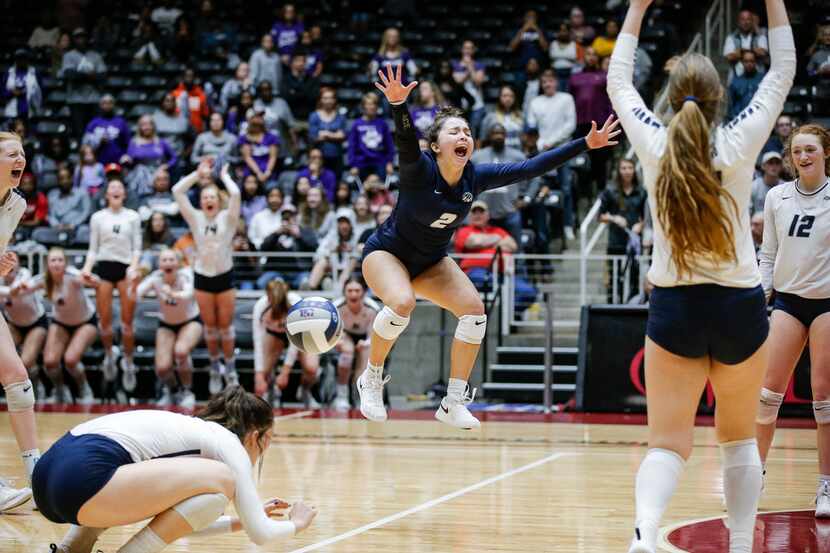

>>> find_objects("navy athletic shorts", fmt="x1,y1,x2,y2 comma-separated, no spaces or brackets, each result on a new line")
647,284,769,365
362,233,445,279
773,291,830,328
32,432,134,525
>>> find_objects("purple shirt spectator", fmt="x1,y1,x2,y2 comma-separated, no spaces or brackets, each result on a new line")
83,115,131,165
270,22,304,56
347,117,395,170
567,69,612,127
127,138,177,169
411,106,438,138
238,132,281,175
3,64,41,119
296,167,337,202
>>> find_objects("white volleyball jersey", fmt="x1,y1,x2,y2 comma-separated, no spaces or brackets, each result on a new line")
33,267,94,326
136,268,200,325
0,190,25,255
334,296,379,337
607,26,795,288
71,410,295,544
759,179,830,299
88,207,142,265
252,291,301,373
0,268,45,327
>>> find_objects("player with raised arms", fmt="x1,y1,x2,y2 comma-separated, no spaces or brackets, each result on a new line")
359,63,620,429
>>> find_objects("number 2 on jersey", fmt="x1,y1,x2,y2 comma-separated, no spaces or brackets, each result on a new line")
430,213,458,229
787,214,815,238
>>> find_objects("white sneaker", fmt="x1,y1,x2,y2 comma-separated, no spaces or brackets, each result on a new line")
0,480,31,512
333,396,350,411
208,360,224,395
435,387,480,430
817,481,830,518
76,382,95,405
627,522,658,553
303,388,321,410
178,389,196,410
56,385,73,404
564,226,575,241
357,369,389,422
101,351,117,382
157,387,173,407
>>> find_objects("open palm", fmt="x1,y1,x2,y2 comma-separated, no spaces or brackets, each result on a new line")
585,114,622,150
374,64,418,104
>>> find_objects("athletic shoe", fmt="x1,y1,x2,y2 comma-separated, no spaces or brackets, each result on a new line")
435,387,480,430
225,370,239,388
101,347,118,382
268,385,282,408
120,358,137,392
627,523,657,553
564,226,575,241
0,480,31,512
303,388,321,410
208,360,224,395
333,396,350,412
34,380,46,404
156,387,173,407
817,481,830,518
357,369,390,422
178,389,196,410
76,382,95,405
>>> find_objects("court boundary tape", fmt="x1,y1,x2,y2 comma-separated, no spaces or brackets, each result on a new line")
273,411,314,422
657,508,814,552
286,451,576,553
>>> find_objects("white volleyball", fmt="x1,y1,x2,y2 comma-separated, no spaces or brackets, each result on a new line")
286,296,343,354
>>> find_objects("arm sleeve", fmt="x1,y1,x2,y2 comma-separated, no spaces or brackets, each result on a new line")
476,138,589,192
758,191,777,298
389,103,420,165
252,296,268,373
172,171,200,228
383,120,395,165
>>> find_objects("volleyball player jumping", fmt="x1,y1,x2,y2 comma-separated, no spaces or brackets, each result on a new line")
359,64,619,429
609,1,794,551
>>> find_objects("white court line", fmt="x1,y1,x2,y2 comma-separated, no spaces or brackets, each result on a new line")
287,451,575,553
274,411,313,421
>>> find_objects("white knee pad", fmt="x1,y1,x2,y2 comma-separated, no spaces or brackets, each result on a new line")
455,314,487,345
4,379,34,412
372,306,410,341
172,493,229,532
756,387,784,425
204,326,220,341
814,400,830,425
220,326,235,342
338,350,354,369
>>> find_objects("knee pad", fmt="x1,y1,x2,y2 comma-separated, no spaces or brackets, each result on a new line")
204,326,220,341
4,379,34,412
372,306,410,341
338,351,354,369
172,493,229,532
220,326,235,342
455,314,487,345
814,400,830,425
756,387,784,424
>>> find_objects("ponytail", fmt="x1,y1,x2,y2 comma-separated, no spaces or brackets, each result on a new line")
266,278,289,320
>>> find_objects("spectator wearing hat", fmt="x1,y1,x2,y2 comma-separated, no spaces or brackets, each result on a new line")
82,94,131,166
306,207,358,290
750,151,785,215
171,67,210,133
249,34,283,92
59,28,107,136
258,203,318,289
3,49,41,120
728,50,764,120
48,166,92,231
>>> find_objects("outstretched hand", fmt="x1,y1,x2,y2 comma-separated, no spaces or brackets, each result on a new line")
374,64,418,104
585,115,622,150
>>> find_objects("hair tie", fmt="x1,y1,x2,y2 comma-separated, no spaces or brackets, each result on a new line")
683,96,700,105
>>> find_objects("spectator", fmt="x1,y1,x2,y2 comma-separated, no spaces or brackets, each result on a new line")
569,6,596,46
347,93,394,180
292,175,311,206
220,62,254,113
299,186,335,239
550,24,581,91
281,51,320,121
18,173,48,230
591,19,620,59
191,112,238,166
352,194,375,238
172,16,195,62
231,219,259,290
332,181,352,210
238,111,280,188
132,19,164,65
122,115,178,197
568,47,613,193
50,31,72,76
452,40,487,136
138,212,176,273
258,204,317,288
751,212,764,257
519,58,542,115
254,81,297,153
59,28,107,136
270,3,304,64
470,124,524,245
297,148,337,202
73,144,106,196
299,28,324,77
137,167,180,222
3,49,41,120
308,87,348,178
510,10,549,72
9,118,36,162
728,50,764,120
481,86,524,151
249,34,282,92
226,89,255,134
82,94,130,166
762,114,794,159
723,9,768,78
151,0,182,36
807,24,830,81
358,202,393,246
48,165,92,230
249,186,285,249
411,81,444,138
153,93,192,165
31,135,72,190
28,12,60,50
633,45,654,97
194,2,239,69
240,174,267,226
598,158,647,303
526,69,577,239
307,208,358,290
436,60,475,117
171,68,210,134
368,28,418,84
363,174,396,213
750,151,785,215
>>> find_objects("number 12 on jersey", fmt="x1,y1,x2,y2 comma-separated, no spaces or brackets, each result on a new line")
788,214,815,238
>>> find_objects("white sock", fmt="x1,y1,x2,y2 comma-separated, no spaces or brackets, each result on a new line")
336,384,349,398
21,449,40,481
446,378,467,403
59,525,105,553
721,439,762,553
819,474,830,486
632,448,685,550
117,526,167,553
225,357,236,373
366,362,383,377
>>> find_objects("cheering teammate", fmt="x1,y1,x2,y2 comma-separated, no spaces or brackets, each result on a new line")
173,160,241,395
358,64,619,429
757,123,830,516
608,1,794,552
333,276,379,411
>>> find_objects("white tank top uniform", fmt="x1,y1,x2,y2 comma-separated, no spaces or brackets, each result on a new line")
172,173,241,278
334,296,380,340
0,267,46,328
87,207,142,265
32,268,95,327
252,292,300,373
136,268,200,325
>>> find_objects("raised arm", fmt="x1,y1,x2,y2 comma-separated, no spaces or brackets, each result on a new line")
220,164,242,228
374,64,420,165
758,191,778,300
172,163,204,228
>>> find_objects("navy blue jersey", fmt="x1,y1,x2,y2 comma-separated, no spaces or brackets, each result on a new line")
367,103,589,261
